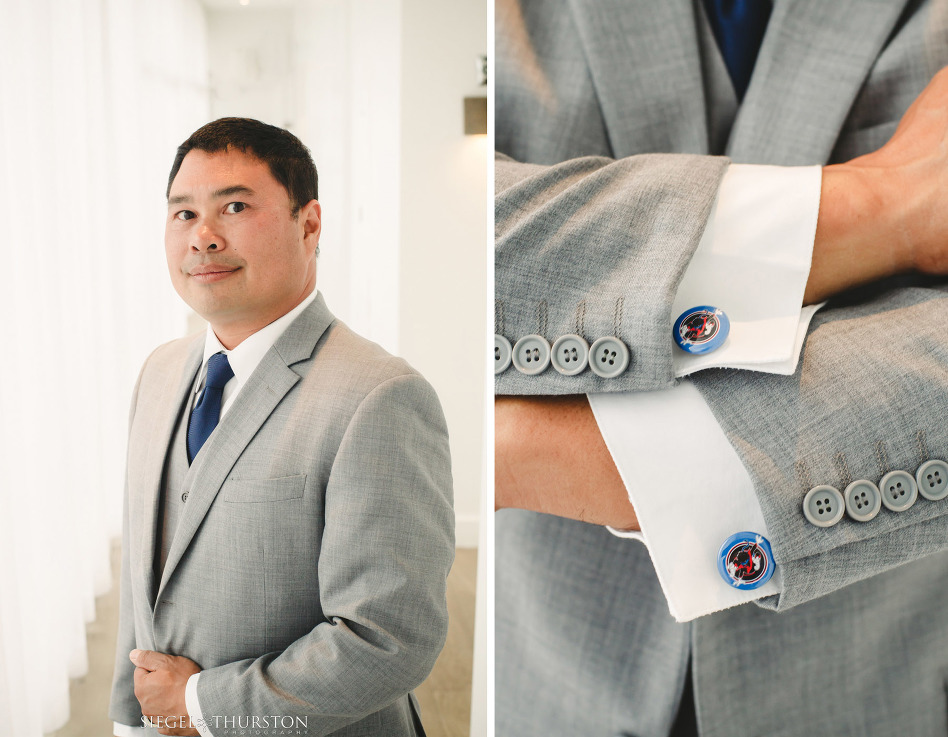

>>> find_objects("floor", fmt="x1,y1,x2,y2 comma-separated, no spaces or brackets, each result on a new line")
416,548,478,737
47,542,477,737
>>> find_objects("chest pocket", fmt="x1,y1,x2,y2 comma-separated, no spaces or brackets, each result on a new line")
220,474,307,503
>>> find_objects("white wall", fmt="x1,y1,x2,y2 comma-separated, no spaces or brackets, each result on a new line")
291,0,404,353
205,0,487,548
398,0,488,549
206,8,296,127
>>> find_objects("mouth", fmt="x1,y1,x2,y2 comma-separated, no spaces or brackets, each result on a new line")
189,265,240,283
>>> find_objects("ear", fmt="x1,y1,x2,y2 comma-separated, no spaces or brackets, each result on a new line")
300,199,322,256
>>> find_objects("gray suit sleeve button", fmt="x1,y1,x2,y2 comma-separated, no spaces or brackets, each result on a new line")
916,459,948,501
551,334,589,375
879,470,918,512
803,485,845,527
843,479,881,522
589,337,630,378
494,335,512,374
512,334,551,375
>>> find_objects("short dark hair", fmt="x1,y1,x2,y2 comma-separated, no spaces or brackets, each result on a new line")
167,117,318,214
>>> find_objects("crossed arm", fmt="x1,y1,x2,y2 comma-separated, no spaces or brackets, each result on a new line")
496,67,948,528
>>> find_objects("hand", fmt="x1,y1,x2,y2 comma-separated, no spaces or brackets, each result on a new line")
130,649,202,736
495,395,638,530
806,66,948,304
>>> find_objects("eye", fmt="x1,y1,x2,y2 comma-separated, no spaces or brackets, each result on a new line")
174,210,195,221
224,202,246,214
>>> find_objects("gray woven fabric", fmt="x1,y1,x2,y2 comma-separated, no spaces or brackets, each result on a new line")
495,0,948,734
108,292,454,736
154,372,196,582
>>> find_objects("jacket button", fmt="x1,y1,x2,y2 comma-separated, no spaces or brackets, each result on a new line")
589,336,629,378
879,470,917,512
803,485,844,527
181,491,189,503
916,459,948,501
512,335,551,375
494,334,512,374
844,479,881,522
551,334,589,375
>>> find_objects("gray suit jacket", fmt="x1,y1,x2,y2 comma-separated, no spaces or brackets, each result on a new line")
108,293,455,736
496,0,948,735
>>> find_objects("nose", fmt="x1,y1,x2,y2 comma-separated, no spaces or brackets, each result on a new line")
190,219,225,252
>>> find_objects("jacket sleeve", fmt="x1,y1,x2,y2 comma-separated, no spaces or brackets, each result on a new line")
692,280,948,611
495,151,729,394
193,373,455,736
108,362,146,728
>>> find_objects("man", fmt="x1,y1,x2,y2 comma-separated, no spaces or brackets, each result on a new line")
108,118,454,737
495,0,948,735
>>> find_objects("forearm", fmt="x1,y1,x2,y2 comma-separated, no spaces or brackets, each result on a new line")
806,66,948,303
495,395,638,530
803,163,913,305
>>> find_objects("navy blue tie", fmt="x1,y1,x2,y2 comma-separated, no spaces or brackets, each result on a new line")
187,352,234,463
703,0,772,101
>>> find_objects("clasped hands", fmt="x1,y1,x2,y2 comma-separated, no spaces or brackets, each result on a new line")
130,649,201,736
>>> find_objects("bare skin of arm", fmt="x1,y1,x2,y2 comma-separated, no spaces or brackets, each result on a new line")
497,67,948,529
495,395,639,529
804,66,948,303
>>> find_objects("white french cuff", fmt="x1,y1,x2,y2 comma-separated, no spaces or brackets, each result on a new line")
589,383,782,622
186,672,214,737
673,163,825,377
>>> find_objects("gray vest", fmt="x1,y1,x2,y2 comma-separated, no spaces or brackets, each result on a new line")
154,373,201,586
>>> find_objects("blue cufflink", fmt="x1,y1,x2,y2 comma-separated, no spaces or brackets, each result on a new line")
674,306,729,354
717,532,775,589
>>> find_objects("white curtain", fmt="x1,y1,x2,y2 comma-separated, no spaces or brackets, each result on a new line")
0,0,209,733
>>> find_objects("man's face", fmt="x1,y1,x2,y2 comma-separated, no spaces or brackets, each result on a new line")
165,147,321,341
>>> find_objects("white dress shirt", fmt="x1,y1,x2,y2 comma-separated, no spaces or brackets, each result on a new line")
114,288,319,737
590,164,824,622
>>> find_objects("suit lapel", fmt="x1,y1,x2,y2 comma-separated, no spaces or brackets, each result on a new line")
566,0,710,156
727,0,911,164
139,336,203,608
156,293,335,600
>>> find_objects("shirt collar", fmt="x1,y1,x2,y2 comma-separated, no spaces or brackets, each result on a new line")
196,288,319,393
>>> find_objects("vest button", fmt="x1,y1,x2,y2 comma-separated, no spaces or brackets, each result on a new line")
181,491,189,503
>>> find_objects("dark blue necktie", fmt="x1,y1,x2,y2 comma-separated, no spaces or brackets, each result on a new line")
703,0,772,101
187,352,234,463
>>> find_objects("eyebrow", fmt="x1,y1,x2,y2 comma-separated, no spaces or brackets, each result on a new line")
168,185,256,206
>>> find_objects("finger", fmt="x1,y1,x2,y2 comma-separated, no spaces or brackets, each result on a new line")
134,669,152,703
133,666,147,689
129,648,165,671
